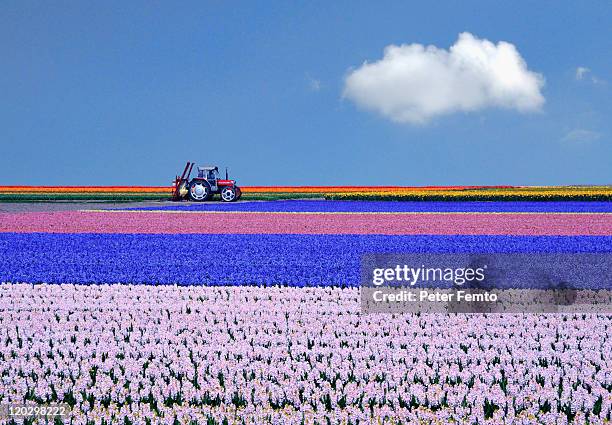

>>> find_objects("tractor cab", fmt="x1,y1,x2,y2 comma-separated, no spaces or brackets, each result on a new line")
197,166,219,190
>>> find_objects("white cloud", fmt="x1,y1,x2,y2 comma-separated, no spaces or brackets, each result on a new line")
575,67,590,80
562,129,602,143
575,66,607,85
343,32,545,124
306,75,322,91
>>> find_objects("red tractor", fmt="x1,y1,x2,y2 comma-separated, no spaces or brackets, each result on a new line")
172,162,242,202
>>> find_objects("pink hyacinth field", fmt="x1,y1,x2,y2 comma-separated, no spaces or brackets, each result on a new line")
1,284,610,424
1,209,611,236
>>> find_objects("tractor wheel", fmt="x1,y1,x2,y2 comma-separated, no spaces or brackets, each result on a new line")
235,186,242,201
188,180,212,202
221,186,238,202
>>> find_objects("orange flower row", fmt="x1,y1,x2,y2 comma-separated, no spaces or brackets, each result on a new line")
0,186,171,193
240,185,513,193
0,185,514,194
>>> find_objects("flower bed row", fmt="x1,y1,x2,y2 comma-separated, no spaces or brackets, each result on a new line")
1,233,610,286
1,211,611,235
124,200,612,213
0,284,609,424
325,187,612,201
2,186,612,202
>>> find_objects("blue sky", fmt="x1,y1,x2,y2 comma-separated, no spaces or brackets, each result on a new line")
1,1,610,186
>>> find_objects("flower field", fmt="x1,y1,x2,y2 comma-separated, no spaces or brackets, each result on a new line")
122,200,612,213
0,187,172,202
324,187,612,201
1,284,610,424
0,199,611,424
2,185,612,202
2,233,612,286
1,210,611,236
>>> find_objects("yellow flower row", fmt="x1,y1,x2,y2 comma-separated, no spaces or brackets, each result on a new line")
326,187,612,201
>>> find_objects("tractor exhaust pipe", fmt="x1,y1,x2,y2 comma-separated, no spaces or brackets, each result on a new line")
225,167,229,180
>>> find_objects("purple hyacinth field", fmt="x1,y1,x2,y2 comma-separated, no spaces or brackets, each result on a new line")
1,200,611,424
